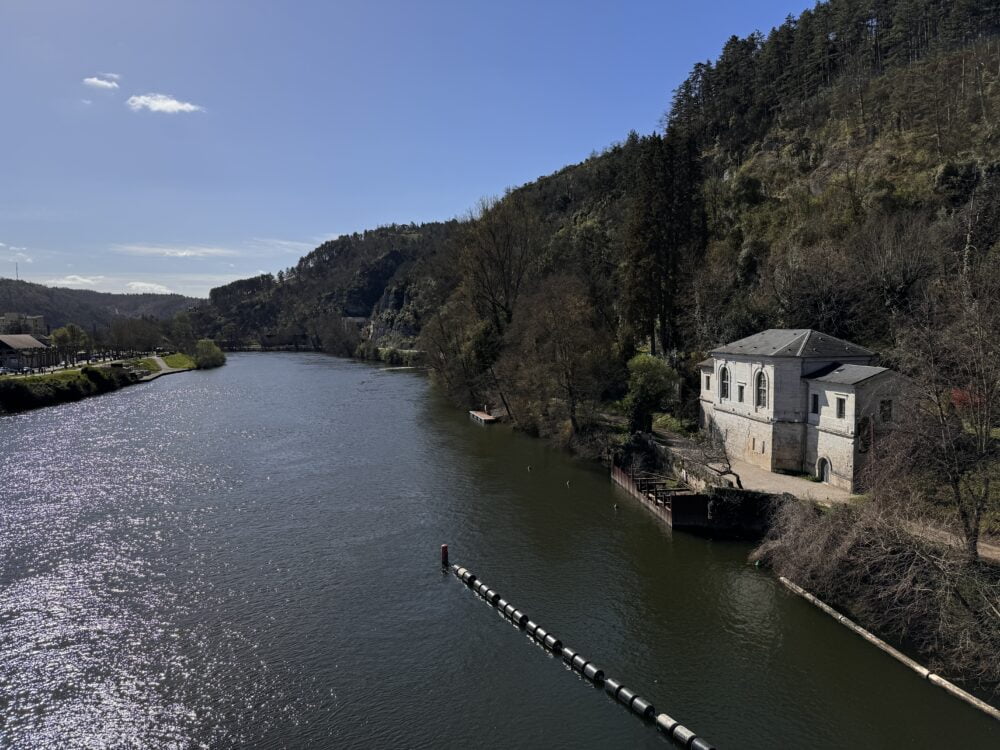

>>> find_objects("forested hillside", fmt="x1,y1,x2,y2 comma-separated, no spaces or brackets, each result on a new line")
0,278,198,331
198,0,1000,433
192,0,1000,690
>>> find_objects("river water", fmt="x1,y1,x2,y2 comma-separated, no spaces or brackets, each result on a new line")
0,353,996,749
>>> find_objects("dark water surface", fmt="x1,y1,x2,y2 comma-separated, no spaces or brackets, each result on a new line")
0,353,997,749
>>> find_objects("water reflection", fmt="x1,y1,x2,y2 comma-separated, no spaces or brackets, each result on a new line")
0,354,996,749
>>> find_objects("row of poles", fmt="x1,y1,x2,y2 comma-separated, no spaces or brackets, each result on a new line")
442,545,716,749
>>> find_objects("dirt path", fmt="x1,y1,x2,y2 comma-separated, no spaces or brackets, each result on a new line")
904,523,1000,564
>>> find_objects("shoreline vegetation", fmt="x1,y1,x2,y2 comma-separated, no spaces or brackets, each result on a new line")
0,340,225,416
356,344,1000,701
0,366,139,415
12,0,997,709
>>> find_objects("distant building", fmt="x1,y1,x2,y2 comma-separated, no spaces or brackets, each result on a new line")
0,334,55,370
0,313,47,336
698,329,902,492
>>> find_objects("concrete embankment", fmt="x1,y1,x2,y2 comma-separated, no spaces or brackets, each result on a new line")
780,577,1000,722
138,355,194,382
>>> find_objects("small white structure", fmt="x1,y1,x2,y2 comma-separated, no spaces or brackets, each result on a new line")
698,329,900,492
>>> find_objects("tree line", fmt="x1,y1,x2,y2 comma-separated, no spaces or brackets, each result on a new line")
195,1,1000,578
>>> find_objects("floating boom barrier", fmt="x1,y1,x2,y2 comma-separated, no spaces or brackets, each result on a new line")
449,561,717,749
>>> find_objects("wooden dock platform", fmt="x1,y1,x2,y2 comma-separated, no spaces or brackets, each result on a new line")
469,410,498,425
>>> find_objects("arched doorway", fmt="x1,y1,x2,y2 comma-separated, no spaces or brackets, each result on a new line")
817,458,831,483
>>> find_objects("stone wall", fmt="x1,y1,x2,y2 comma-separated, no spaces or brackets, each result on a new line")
709,407,774,470
772,420,806,473
805,426,856,490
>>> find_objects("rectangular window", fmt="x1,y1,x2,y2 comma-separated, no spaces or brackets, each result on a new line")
737,385,745,403
836,398,846,419
880,399,892,422
705,375,711,391
811,393,819,414
751,437,756,451
761,440,766,454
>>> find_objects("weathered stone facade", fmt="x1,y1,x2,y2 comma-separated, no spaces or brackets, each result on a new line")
698,329,900,492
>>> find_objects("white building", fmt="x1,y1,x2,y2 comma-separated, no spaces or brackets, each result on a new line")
698,329,900,492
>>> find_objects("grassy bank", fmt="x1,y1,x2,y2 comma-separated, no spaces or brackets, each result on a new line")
163,352,195,369
0,367,138,415
129,357,161,373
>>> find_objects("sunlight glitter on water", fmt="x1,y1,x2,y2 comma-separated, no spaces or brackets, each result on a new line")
0,390,279,748
2,355,997,750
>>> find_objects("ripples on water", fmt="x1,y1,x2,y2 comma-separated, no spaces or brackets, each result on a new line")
0,381,322,748
1,355,997,750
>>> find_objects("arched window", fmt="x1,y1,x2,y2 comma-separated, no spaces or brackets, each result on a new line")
755,371,768,408
719,367,730,400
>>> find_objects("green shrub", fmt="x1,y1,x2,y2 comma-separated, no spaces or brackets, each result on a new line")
0,367,137,414
381,347,404,366
354,341,379,360
624,354,678,433
653,412,696,435
193,339,226,369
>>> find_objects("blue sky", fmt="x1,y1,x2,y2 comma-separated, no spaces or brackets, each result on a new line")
1,0,812,298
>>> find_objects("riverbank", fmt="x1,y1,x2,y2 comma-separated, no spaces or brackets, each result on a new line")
2,352,995,748
477,398,1000,705
0,366,139,415
139,354,196,382
752,499,1000,703
0,350,224,416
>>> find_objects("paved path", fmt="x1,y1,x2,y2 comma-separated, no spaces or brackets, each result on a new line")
725,456,856,504
653,429,858,505
139,355,189,382
653,428,999,563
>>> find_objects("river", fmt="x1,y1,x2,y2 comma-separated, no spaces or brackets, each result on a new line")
0,353,996,749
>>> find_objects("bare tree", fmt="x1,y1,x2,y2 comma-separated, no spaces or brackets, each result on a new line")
691,421,744,489
497,275,614,435
754,498,1000,686
461,192,543,332
878,260,1000,562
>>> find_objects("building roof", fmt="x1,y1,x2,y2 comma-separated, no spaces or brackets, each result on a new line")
0,334,47,350
697,357,714,369
806,364,889,386
710,329,874,358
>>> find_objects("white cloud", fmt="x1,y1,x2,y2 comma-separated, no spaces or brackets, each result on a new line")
127,281,172,294
312,232,344,243
126,93,203,114
49,274,104,287
81,99,93,105
100,72,121,81
114,244,238,258
37,273,243,298
250,237,314,254
0,242,33,264
83,76,119,90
